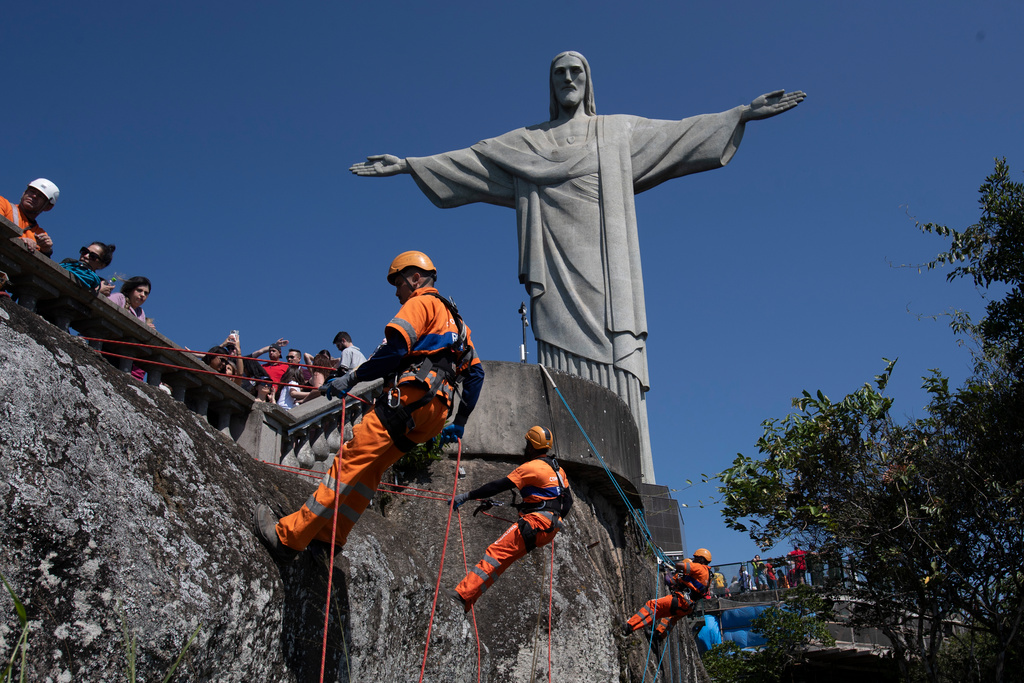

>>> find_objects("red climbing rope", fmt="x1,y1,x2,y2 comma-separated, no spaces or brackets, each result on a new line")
319,400,346,683
418,439,464,683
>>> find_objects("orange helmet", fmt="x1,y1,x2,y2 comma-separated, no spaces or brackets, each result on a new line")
388,251,437,285
525,425,553,452
693,548,712,564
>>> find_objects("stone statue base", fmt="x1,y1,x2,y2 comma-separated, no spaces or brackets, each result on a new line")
537,342,654,482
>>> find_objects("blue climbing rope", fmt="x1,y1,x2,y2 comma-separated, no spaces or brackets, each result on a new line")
538,365,672,565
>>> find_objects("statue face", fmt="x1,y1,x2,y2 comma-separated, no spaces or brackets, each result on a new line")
551,55,587,110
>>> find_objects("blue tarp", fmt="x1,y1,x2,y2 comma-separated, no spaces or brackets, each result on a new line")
695,615,721,652
696,605,770,653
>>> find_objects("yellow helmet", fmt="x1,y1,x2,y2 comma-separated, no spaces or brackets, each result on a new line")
525,425,553,452
388,251,437,285
693,548,712,564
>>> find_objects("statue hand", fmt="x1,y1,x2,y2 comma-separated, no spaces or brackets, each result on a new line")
349,154,409,177
742,89,806,121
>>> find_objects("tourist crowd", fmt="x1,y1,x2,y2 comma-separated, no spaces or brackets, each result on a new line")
700,546,818,598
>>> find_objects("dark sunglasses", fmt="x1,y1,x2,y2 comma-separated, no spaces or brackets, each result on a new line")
79,247,104,262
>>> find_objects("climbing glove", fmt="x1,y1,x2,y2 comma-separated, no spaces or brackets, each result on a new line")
437,424,464,445
321,371,356,400
452,492,470,510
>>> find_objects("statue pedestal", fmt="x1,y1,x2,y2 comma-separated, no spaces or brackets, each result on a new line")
462,360,643,504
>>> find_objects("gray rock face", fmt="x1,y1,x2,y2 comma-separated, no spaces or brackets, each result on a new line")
0,298,708,682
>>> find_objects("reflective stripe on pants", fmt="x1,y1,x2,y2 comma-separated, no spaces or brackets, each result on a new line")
275,386,448,550
454,512,559,608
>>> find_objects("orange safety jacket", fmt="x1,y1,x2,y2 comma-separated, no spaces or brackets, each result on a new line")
0,196,50,255
508,457,572,550
383,287,480,409
509,457,570,514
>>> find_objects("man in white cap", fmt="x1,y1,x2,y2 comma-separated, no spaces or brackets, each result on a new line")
1,178,60,257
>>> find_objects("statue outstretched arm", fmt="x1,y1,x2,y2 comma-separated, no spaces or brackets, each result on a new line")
349,154,410,177
740,89,806,122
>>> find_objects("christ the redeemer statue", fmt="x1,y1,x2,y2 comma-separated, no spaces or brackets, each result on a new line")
351,51,805,483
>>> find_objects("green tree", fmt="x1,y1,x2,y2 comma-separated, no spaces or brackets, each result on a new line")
919,157,1024,373
718,160,1024,683
702,586,836,683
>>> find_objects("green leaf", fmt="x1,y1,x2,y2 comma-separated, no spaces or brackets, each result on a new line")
0,571,26,626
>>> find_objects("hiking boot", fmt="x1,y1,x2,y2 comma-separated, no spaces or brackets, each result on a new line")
253,504,299,562
446,588,470,613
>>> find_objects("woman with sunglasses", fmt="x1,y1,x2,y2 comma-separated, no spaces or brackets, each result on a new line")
59,242,115,294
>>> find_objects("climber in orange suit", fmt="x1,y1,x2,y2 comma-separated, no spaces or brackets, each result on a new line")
253,251,484,560
622,548,713,639
447,426,573,612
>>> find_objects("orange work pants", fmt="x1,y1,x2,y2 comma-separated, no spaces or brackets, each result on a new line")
276,387,448,550
454,512,559,608
626,591,693,636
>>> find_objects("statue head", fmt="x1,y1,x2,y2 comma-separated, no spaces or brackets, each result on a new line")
549,51,596,121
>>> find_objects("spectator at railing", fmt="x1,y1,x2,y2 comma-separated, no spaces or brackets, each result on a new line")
778,561,792,589
333,331,366,374
276,367,310,410
108,277,154,328
59,243,115,294
299,350,335,404
285,348,312,384
106,276,154,381
752,554,768,590
1,178,59,257
253,380,275,403
764,561,777,589
248,337,289,388
240,359,271,397
711,567,727,596
788,545,808,585
739,564,752,592
202,335,243,379
223,360,245,386
728,575,741,594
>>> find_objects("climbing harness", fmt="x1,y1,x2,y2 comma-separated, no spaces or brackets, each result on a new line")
376,293,473,453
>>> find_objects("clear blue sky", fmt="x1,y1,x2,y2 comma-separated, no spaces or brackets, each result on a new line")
6,1,1023,565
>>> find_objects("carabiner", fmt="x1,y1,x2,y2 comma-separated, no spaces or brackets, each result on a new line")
387,385,401,408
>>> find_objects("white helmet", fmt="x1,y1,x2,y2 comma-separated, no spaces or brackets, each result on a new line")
27,178,59,206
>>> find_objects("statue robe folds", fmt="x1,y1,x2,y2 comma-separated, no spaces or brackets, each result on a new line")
406,109,745,477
